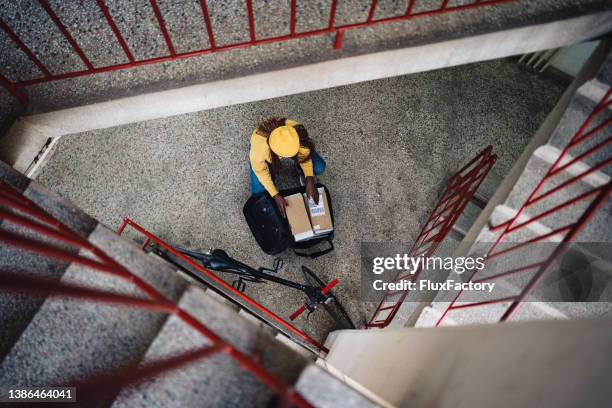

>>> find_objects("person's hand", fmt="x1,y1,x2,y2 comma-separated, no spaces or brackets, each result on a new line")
306,177,319,204
274,194,288,218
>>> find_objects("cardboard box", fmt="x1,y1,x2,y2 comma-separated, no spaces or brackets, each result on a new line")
285,193,315,241
304,187,333,235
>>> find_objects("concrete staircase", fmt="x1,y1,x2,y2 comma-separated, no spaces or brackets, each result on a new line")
416,50,612,327
0,160,98,361
0,161,377,407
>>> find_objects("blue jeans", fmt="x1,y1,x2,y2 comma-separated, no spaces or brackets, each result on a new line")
249,151,326,195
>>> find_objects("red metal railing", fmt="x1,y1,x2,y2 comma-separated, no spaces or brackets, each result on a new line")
118,217,328,354
436,88,612,325
0,0,516,107
0,181,313,407
367,145,497,328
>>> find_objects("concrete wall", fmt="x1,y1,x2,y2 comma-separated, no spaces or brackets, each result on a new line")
325,318,612,408
550,41,600,77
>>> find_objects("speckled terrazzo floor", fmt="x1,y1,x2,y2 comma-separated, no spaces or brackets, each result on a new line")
36,58,568,342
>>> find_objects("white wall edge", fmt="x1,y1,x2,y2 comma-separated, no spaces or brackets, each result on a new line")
1,11,610,177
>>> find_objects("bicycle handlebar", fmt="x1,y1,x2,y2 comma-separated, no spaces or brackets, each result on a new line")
289,278,340,320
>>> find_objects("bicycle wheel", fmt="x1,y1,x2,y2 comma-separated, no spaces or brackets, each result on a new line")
322,296,355,330
301,266,355,330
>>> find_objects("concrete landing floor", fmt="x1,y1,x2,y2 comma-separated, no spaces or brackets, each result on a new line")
37,58,568,342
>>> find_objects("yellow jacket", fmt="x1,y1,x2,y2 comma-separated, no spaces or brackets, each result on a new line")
249,119,314,197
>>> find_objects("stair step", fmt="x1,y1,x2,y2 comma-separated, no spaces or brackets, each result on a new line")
453,200,483,238
0,160,29,192
0,162,87,360
424,296,568,328
112,284,309,408
476,169,503,203
548,58,611,176
419,49,612,328
0,224,186,393
0,221,72,360
23,181,98,237
294,364,379,408
497,145,610,244
0,159,97,238
414,305,449,328
425,210,612,325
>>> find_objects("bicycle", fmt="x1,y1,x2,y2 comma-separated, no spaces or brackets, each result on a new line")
151,245,355,330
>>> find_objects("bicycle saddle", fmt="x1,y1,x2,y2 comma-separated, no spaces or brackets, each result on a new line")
207,249,254,273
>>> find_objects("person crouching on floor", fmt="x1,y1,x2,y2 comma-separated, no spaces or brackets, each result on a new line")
249,117,326,218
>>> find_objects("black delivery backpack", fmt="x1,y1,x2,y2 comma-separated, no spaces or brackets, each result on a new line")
243,183,334,258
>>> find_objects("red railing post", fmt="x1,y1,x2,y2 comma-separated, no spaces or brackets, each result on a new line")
333,30,344,49
95,0,136,63
329,0,338,29
246,0,256,43
499,182,611,321
290,0,297,34
37,0,95,71
367,0,379,23
405,0,417,16
3,0,515,88
0,181,314,407
366,146,497,328
198,0,216,49
436,88,611,326
149,0,176,56
0,18,51,77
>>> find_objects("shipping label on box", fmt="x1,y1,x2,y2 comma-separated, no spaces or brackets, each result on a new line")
305,187,333,235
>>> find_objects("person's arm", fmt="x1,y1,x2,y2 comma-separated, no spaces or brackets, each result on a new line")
288,119,319,203
250,143,289,217
250,155,278,197
298,148,319,204
298,155,314,178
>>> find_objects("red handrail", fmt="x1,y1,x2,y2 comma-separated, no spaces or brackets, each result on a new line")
118,217,328,354
0,0,516,106
0,181,313,407
436,88,612,325
366,145,497,328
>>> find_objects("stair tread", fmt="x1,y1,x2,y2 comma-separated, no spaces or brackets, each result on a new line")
294,365,379,408
23,181,98,237
0,160,30,192
0,221,72,361
494,146,610,245
112,284,309,408
0,224,186,389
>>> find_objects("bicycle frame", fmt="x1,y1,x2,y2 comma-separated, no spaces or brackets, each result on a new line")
165,247,319,294
152,245,341,321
